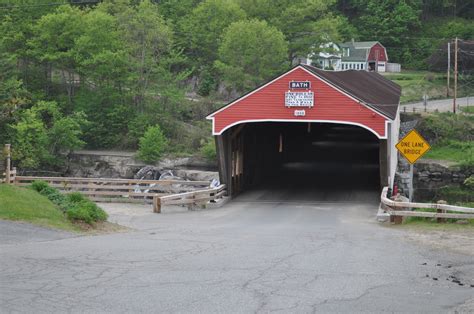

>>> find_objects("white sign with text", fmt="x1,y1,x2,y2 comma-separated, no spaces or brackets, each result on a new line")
285,91,314,107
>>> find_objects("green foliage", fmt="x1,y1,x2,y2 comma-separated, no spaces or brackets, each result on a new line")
238,0,343,59
67,200,108,224
464,176,474,190
29,180,108,224
216,19,289,91
10,101,86,168
0,184,77,231
436,186,474,204
179,0,246,67
137,125,168,163
417,113,474,144
200,137,216,161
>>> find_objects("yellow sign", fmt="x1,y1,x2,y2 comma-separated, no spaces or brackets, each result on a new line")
396,129,431,164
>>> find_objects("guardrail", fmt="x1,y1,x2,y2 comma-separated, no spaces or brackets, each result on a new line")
13,176,212,203
380,187,474,222
153,184,227,213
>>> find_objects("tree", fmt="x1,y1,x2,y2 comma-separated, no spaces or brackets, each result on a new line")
237,0,343,60
10,101,86,168
215,19,289,91
179,0,246,67
137,125,168,163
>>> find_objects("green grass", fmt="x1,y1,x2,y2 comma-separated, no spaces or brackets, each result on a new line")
0,184,79,231
404,207,474,227
382,71,472,104
460,106,474,114
424,140,474,164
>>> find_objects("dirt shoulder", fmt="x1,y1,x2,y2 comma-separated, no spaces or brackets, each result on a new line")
399,224,474,256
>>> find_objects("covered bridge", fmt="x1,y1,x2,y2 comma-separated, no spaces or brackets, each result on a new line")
207,64,401,199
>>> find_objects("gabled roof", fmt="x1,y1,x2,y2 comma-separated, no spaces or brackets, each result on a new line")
301,64,400,119
339,41,384,62
207,65,401,121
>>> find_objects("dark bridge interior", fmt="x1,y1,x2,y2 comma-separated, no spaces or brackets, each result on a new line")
234,122,381,203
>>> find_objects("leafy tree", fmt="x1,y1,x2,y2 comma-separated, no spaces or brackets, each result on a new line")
180,0,246,67
137,125,168,163
215,19,289,91
10,101,86,168
237,0,343,60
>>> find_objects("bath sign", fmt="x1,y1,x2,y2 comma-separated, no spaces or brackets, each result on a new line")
285,91,314,107
396,129,431,164
289,81,311,89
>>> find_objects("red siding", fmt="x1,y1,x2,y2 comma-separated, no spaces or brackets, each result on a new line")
210,67,388,138
368,43,387,62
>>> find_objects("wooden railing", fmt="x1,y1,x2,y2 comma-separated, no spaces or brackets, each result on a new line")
153,184,227,213
1,167,16,184
13,176,211,203
380,187,474,222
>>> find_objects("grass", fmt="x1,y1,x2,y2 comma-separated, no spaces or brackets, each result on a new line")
403,207,474,227
460,106,474,114
423,140,473,164
0,184,79,232
382,70,472,104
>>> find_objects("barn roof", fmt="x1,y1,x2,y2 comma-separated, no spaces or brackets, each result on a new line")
301,64,401,119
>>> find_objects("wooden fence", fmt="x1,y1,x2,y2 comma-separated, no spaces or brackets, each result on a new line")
380,187,474,222
12,176,212,203
153,184,227,213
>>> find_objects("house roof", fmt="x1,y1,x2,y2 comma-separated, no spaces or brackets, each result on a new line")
301,64,401,119
339,41,383,62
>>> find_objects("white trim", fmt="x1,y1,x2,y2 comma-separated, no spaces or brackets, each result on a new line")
207,65,393,121
206,66,303,119
210,118,387,139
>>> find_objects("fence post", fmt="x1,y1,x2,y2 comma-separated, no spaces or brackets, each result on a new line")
5,144,11,184
437,200,447,223
153,195,161,213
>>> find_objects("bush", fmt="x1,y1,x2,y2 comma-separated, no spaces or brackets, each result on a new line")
200,138,216,161
29,181,108,224
137,125,168,163
30,180,49,193
30,181,68,211
66,200,107,224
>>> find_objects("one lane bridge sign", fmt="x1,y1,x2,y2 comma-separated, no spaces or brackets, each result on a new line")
396,129,431,164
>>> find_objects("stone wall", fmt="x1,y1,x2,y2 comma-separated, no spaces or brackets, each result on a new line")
394,119,471,201
396,158,470,201
65,150,217,179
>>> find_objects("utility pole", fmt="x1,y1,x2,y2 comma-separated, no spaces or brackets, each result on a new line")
453,37,458,114
447,41,450,97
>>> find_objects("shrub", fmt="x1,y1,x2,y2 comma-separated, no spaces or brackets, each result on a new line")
137,125,168,163
29,181,108,224
200,138,216,161
30,180,50,193
66,200,107,224
66,192,87,203
464,176,474,190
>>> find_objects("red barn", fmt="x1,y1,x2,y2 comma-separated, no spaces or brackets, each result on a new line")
207,65,401,198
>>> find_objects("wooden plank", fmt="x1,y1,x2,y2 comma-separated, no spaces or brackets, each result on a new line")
77,191,165,197
14,182,200,192
389,211,474,220
380,186,474,214
14,176,210,186
90,197,152,204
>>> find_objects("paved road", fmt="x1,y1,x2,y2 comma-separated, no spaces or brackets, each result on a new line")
1,196,473,313
402,96,473,113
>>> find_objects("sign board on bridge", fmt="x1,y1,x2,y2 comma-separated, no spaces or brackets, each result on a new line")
396,129,431,164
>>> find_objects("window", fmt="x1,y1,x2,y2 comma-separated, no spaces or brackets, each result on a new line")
361,63,364,69
356,64,359,70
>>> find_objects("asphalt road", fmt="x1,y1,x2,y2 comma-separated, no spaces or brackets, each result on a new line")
1,195,473,313
402,96,473,113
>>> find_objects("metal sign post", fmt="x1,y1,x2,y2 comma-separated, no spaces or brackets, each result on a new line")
395,130,431,202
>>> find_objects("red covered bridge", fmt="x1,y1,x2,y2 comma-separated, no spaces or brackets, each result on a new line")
207,65,401,199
